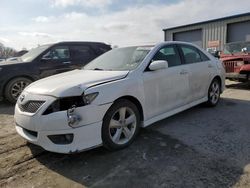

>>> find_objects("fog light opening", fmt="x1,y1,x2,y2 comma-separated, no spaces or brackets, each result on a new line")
48,134,74,145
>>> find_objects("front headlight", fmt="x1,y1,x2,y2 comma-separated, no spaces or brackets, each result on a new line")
83,92,99,105
43,92,99,115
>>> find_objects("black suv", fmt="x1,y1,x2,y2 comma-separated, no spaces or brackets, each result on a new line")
0,41,111,103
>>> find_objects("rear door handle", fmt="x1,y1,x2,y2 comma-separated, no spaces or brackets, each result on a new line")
180,70,188,75
208,64,213,68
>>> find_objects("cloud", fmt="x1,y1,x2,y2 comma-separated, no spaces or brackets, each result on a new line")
2,0,250,50
32,16,51,23
64,12,88,20
0,37,11,44
18,32,53,38
101,22,131,31
51,0,112,8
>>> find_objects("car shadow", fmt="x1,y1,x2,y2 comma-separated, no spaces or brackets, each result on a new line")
0,101,15,115
29,97,250,187
226,81,250,90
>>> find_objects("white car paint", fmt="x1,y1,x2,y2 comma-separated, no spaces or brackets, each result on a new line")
14,41,225,153
24,69,129,97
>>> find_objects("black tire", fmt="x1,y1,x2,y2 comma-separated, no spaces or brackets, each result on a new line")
102,99,140,151
247,74,250,84
206,78,221,107
4,77,32,104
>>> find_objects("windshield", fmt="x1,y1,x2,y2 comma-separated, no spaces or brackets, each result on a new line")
84,46,152,71
21,44,51,62
223,41,250,54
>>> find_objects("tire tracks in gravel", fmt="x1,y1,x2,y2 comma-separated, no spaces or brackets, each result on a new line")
0,129,245,188
0,140,71,187
0,134,27,154
0,132,48,185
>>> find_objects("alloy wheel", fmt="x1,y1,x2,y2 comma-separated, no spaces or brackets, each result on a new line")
209,81,220,104
109,107,137,145
11,80,30,100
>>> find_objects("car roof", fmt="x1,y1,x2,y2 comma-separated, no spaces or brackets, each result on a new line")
120,41,201,49
157,41,198,46
37,41,110,49
55,41,110,46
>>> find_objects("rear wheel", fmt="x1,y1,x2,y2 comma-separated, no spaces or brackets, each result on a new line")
206,78,220,107
247,73,250,82
102,99,140,150
4,77,32,103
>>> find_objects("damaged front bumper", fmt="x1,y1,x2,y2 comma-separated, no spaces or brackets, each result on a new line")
14,92,112,153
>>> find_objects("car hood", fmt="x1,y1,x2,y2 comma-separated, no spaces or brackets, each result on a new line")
0,60,23,66
25,69,129,97
220,54,250,61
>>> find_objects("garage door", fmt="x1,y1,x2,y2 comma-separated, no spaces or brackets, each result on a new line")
227,21,250,43
173,29,202,47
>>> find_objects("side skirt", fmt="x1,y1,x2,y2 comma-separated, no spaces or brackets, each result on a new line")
142,97,207,127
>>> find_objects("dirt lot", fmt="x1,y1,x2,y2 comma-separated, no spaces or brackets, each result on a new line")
0,81,249,188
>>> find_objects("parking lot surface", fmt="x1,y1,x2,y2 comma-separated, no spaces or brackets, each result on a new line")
0,81,250,188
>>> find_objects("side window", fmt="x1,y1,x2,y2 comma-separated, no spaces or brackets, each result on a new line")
180,45,202,64
199,51,210,61
71,45,94,59
152,45,182,67
96,45,111,55
42,46,69,60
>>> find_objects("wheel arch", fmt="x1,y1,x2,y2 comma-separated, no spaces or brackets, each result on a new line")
114,95,144,122
3,75,35,96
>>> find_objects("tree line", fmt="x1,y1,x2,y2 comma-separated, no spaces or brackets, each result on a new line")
0,43,17,59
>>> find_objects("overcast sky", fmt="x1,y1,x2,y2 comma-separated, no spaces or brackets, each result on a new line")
0,0,249,50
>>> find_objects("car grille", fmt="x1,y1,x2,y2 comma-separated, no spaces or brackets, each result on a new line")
18,100,45,113
223,61,237,73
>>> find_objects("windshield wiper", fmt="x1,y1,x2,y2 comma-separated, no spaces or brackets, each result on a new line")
92,68,114,71
93,68,104,71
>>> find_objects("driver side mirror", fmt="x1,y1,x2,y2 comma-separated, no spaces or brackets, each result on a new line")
214,51,221,58
242,47,247,53
149,60,168,71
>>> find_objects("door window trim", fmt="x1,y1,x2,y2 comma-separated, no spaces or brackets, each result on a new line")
144,44,183,72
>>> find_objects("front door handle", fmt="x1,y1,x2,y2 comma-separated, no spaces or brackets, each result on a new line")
63,61,71,64
208,64,213,68
180,70,188,75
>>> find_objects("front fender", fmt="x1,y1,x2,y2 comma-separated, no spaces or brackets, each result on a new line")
240,64,250,72
84,77,145,114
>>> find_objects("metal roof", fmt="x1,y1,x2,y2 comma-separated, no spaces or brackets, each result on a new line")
163,12,250,31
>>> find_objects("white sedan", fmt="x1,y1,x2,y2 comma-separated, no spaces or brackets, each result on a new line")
14,42,225,153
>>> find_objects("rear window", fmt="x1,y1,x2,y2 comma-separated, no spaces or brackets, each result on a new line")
95,44,111,55
71,45,94,59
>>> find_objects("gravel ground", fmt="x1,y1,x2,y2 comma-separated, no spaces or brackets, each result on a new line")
0,81,249,188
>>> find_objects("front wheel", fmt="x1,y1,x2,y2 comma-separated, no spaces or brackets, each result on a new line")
4,77,32,104
102,99,140,150
206,78,221,107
